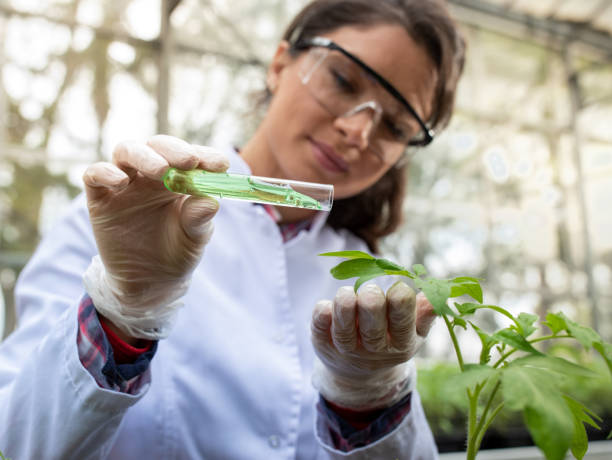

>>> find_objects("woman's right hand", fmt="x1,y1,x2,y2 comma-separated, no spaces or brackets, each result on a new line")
82,135,229,339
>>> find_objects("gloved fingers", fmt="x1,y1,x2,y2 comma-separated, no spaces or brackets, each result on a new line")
146,135,200,171
179,195,219,242
415,292,437,337
386,281,417,351
312,300,333,348
83,162,130,201
112,141,169,180
357,284,387,352
331,286,358,353
193,145,230,172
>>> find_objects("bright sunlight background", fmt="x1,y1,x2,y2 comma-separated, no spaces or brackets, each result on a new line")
0,0,611,354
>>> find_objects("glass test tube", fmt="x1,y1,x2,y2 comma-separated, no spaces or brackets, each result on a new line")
163,168,333,211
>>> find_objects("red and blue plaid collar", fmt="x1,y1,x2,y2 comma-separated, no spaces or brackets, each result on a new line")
261,203,314,243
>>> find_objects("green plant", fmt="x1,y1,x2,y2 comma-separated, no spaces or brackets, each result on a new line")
0,448,9,460
417,359,612,450
321,251,612,460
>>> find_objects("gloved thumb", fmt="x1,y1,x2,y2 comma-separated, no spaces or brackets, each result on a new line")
415,292,437,337
179,195,219,242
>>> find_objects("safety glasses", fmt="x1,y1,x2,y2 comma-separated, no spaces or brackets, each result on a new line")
294,36,434,163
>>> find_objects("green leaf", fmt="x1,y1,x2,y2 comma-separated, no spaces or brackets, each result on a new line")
470,322,499,365
355,272,387,291
593,342,612,376
563,395,602,460
445,364,498,393
492,328,543,355
329,258,385,280
524,406,572,460
455,302,479,315
412,264,427,276
515,312,538,338
544,312,567,335
375,258,404,271
452,317,467,329
319,250,374,259
483,306,538,337
566,322,601,350
511,355,597,380
450,280,483,303
543,312,612,377
558,312,601,349
563,395,601,429
502,366,573,460
414,277,456,317
452,276,481,283
479,304,517,323
374,258,414,278
501,365,558,410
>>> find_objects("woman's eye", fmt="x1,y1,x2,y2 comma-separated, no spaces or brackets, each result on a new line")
331,70,355,93
384,117,408,141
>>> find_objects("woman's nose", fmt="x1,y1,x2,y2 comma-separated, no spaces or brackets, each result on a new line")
334,105,380,151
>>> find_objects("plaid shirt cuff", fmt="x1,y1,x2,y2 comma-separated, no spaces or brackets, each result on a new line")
317,392,412,452
76,294,158,394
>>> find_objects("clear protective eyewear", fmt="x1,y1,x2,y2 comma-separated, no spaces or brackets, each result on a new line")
295,37,435,164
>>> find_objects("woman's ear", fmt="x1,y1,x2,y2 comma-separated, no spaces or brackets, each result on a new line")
266,40,291,93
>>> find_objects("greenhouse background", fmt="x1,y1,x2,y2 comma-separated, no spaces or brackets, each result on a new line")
0,0,611,455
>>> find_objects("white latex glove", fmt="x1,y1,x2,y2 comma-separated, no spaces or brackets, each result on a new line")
82,135,229,340
311,282,436,411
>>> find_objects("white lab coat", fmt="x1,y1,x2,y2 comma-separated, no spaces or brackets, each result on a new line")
0,148,438,459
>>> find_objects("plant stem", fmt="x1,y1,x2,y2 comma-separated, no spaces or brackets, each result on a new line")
444,315,465,372
475,402,505,450
466,387,480,460
475,381,500,433
493,334,572,368
471,380,502,452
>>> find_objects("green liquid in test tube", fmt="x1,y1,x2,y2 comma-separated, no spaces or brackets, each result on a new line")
163,168,334,211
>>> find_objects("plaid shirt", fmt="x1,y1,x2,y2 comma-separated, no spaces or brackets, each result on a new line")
76,205,412,451
77,296,157,394
319,393,413,451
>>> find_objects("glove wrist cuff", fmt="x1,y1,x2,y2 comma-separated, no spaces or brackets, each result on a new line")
312,358,415,411
83,255,185,340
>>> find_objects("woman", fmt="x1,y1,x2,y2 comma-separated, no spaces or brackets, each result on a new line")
0,0,465,458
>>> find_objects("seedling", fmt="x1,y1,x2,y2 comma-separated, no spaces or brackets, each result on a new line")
321,250,612,460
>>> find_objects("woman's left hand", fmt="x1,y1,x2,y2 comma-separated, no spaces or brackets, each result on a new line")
311,282,436,411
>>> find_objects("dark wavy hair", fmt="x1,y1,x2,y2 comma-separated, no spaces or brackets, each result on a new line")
272,0,466,252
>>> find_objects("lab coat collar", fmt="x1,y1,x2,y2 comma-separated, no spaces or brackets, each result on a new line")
225,145,252,175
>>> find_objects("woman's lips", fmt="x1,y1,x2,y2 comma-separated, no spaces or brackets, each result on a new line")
310,139,349,173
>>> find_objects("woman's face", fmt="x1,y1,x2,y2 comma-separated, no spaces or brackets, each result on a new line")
256,23,437,199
